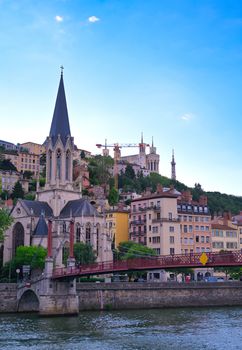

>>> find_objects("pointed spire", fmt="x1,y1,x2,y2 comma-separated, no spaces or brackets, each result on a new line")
141,132,143,144
152,136,154,148
171,149,176,181
49,68,71,146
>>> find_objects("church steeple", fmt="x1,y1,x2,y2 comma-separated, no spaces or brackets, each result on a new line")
49,68,71,146
171,149,176,180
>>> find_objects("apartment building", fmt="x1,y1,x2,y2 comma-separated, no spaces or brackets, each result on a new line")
178,191,211,254
3,151,40,176
211,213,239,252
19,142,45,155
130,185,181,255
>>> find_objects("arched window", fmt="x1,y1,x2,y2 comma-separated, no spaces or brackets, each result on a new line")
48,150,52,181
86,224,91,245
62,242,69,265
96,224,100,256
62,221,66,233
56,149,62,179
65,150,71,180
12,222,25,254
76,224,81,243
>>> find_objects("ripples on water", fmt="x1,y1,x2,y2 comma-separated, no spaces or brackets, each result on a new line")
1,307,242,350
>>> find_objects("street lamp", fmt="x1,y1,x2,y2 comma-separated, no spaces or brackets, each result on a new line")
16,268,20,284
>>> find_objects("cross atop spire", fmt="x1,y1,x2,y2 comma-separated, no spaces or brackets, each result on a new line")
49,71,71,146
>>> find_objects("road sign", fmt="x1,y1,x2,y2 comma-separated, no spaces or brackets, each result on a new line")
22,265,30,274
200,253,208,266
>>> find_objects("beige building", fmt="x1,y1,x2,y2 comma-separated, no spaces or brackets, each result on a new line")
211,214,239,252
130,185,181,255
0,170,20,193
20,142,45,156
3,151,40,176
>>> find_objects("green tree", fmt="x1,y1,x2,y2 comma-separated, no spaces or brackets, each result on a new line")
108,187,119,206
0,208,13,241
125,164,136,180
0,245,47,281
11,181,24,199
88,155,114,186
117,241,157,260
23,171,34,179
0,159,17,171
74,243,96,265
14,245,47,270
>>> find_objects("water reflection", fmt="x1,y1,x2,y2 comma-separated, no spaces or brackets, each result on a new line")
1,308,242,349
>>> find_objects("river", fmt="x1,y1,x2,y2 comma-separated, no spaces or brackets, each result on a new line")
1,307,242,349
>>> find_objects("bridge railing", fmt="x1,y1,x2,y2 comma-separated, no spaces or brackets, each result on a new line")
52,250,242,278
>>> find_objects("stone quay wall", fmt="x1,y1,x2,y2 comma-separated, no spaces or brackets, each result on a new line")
77,282,242,311
2,282,242,313
0,283,17,313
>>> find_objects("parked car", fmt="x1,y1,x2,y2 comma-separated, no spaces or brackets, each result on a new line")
217,277,225,282
204,276,218,282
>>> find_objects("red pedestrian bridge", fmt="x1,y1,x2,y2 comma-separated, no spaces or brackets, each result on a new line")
52,250,242,280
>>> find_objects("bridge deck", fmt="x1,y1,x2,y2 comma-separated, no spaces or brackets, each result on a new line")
52,251,242,279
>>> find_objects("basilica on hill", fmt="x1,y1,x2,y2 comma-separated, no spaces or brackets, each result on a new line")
3,71,113,266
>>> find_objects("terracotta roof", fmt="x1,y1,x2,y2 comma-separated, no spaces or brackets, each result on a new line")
211,223,236,230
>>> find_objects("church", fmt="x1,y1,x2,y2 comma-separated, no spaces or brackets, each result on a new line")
3,71,113,266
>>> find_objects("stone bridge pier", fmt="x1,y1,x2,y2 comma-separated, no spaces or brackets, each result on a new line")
17,257,79,316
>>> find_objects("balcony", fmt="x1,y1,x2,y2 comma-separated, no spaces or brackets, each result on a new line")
152,217,180,223
130,231,146,236
130,219,147,225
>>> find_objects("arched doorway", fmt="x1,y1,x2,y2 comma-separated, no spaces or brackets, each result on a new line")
12,222,25,254
18,290,39,313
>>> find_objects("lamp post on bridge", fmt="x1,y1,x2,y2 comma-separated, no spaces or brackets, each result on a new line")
45,219,54,277
67,219,76,269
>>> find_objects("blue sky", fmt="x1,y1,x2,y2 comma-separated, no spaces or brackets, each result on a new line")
1,0,242,195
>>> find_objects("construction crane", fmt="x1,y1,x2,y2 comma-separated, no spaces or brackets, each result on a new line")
96,138,150,190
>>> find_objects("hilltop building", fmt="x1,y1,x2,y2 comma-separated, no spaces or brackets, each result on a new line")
3,71,112,266
120,135,160,175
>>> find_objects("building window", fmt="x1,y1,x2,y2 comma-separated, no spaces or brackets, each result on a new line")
189,225,193,233
206,236,209,243
201,236,204,243
170,236,174,244
157,212,160,220
196,236,199,243
86,225,91,245
76,224,81,242
56,149,62,179
169,226,174,232
184,225,188,233
170,248,175,255
168,212,172,220
66,150,71,180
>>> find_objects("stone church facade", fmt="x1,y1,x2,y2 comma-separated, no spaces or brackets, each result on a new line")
3,72,113,266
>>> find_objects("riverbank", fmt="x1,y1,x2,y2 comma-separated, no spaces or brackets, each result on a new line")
2,282,242,313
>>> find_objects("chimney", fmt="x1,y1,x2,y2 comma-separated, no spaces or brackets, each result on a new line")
181,190,192,204
199,195,207,206
156,184,163,194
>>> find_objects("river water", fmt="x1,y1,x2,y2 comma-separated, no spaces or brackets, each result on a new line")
1,307,242,350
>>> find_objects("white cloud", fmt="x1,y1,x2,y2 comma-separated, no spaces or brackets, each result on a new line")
180,113,194,121
55,15,63,22
88,16,100,23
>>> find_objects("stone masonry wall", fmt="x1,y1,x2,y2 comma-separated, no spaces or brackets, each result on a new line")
77,282,242,311
0,283,17,313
